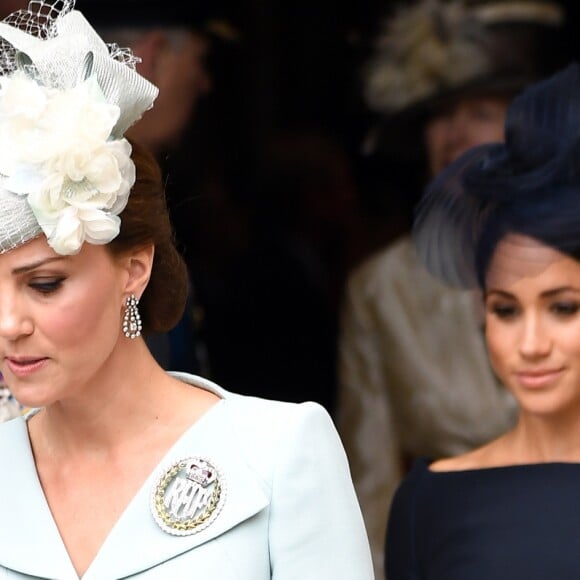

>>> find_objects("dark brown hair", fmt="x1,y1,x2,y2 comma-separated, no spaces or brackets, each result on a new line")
108,140,189,334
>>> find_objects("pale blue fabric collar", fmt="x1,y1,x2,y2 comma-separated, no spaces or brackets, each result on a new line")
0,373,270,579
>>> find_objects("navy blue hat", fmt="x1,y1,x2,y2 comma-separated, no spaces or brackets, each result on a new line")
413,62,580,288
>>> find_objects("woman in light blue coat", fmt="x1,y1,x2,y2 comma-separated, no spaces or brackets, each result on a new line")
0,2,373,578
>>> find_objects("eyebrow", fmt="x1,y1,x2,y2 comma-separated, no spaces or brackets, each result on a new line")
12,256,67,275
485,286,580,300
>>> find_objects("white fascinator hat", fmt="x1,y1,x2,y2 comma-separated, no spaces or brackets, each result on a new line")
0,0,158,255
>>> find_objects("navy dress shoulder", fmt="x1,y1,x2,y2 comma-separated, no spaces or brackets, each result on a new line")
386,457,580,579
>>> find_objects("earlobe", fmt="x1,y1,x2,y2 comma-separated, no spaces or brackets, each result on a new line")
124,245,155,298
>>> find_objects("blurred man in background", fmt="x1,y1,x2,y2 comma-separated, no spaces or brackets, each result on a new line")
83,0,238,374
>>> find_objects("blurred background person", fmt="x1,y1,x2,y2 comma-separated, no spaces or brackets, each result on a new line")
81,0,240,376
336,0,570,576
0,373,21,422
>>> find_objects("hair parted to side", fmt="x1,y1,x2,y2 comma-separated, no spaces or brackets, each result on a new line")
108,140,189,335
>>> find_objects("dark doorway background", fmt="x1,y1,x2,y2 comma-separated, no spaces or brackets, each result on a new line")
164,0,580,414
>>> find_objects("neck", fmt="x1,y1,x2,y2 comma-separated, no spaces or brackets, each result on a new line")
507,408,580,463
29,338,177,458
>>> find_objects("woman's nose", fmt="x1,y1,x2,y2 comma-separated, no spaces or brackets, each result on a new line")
0,296,33,341
518,315,551,360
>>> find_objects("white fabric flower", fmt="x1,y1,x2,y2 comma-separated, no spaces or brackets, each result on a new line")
0,71,135,254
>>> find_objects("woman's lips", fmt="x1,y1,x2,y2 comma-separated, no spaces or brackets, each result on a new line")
5,357,48,378
515,369,564,388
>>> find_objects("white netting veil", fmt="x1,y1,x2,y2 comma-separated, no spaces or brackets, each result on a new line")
0,0,159,255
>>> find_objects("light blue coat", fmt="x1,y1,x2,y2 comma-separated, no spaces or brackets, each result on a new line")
0,373,373,579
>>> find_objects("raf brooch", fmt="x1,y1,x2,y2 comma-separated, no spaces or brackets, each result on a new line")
151,456,226,536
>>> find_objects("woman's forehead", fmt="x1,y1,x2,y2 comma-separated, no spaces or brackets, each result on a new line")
485,234,577,290
0,236,112,271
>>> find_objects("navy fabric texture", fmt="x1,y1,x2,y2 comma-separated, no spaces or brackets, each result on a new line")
386,458,580,579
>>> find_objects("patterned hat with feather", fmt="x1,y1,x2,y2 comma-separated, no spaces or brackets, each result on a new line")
363,0,567,158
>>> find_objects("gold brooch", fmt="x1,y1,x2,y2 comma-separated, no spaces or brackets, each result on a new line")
151,456,226,536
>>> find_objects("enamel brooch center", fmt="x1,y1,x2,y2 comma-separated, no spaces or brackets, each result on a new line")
151,456,226,536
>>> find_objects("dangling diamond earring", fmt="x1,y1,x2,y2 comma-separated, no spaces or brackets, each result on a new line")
122,294,142,339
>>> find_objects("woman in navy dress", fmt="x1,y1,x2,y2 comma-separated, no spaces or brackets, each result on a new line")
386,63,580,579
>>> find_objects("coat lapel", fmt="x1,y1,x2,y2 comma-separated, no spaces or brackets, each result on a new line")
0,375,270,579
84,397,270,579
0,417,79,579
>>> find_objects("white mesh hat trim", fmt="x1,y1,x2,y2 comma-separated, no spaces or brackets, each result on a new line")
0,0,159,253
0,10,158,137
0,187,42,254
